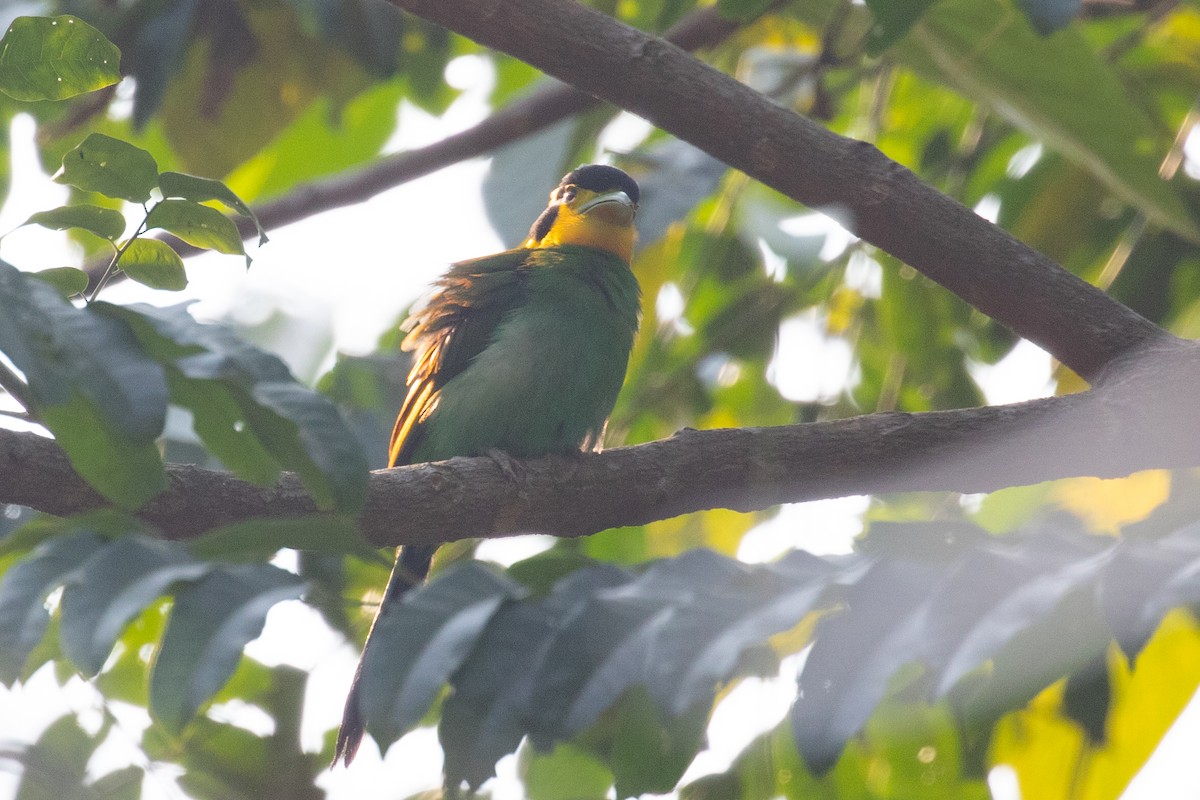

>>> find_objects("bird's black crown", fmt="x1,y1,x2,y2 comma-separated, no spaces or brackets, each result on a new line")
559,164,640,205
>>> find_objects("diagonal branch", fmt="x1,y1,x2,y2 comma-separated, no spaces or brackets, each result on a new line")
385,0,1175,382
3,338,1197,545
83,6,743,292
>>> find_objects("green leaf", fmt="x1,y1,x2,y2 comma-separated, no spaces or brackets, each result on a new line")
60,537,210,676
29,267,89,297
899,0,1200,242
0,531,104,683
14,715,101,800
86,766,144,800
166,373,282,487
247,382,370,511
864,0,939,54
360,563,523,750
159,171,267,245
24,204,126,240
0,262,169,507
55,133,159,203
715,0,778,22
117,238,188,290
521,743,613,800
40,392,170,509
442,566,631,790
609,687,709,798
149,563,305,733
0,15,121,101
146,198,246,257
96,302,369,512
792,559,944,774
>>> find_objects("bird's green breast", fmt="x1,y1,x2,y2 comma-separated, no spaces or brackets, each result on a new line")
410,245,640,462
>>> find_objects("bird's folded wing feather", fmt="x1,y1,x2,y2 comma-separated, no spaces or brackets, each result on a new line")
388,250,529,466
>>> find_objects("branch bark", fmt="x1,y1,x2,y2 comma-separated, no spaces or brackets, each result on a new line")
3,339,1197,545
384,0,1174,383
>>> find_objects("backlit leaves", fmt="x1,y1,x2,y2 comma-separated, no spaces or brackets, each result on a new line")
117,238,188,290
55,133,160,203
0,15,120,101
334,519,1200,793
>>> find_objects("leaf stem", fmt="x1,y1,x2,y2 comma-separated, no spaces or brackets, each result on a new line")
88,207,150,303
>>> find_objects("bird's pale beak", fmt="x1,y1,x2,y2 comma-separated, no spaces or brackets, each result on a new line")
579,190,636,225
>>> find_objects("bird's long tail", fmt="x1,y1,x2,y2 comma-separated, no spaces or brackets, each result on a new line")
333,544,436,766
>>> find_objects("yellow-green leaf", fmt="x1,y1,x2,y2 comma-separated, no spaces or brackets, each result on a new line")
147,199,245,258
117,238,187,291
0,16,120,101
25,204,126,241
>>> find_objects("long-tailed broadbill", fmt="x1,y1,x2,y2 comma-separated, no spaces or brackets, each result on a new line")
335,164,642,765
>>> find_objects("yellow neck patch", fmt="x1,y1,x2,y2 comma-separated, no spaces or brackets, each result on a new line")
527,206,636,263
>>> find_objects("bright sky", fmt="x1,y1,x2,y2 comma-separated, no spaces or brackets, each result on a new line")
0,50,1194,800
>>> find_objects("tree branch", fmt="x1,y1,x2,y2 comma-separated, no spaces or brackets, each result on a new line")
83,6,742,292
3,339,1196,545
384,0,1175,382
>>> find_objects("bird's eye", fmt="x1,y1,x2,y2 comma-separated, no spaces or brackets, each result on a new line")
561,185,577,203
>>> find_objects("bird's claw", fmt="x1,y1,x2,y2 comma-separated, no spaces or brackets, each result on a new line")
486,448,524,483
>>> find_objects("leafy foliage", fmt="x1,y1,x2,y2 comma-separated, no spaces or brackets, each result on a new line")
0,0,1199,798
337,519,1200,795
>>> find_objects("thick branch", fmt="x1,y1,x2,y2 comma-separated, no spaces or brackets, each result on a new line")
83,6,741,291
3,339,1197,545
385,0,1174,382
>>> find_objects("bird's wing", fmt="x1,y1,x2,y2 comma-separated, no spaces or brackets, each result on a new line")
388,249,529,466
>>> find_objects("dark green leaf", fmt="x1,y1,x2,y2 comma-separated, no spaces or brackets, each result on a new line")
60,536,210,676
1017,0,1080,34
24,204,126,240
248,382,370,511
159,171,266,245
864,0,939,54
0,531,104,683
128,1,200,129
96,302,368,512
934,538,1114,695
610,687,709,797
0,262,168,507
147,199,246,257
165,373,281,486
715,0,777,22
149,563,305,733
360,563,523,750
14,715,99,800
521,743,612,800
0,15,121,101
87,766,144,800
792,559,942,774
1061,655,1110,744
29,267,88,297
442,565,631,789
55,133,159,203
118,238,188,290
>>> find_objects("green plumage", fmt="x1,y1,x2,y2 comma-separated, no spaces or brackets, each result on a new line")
401,244,640,463
335,176,642,764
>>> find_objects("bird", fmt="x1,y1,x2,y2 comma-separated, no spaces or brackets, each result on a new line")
334,164,642,766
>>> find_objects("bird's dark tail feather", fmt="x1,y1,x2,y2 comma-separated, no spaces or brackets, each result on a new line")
333,544,436,767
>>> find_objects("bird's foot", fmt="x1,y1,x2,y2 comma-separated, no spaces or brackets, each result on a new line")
486,448,525,483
